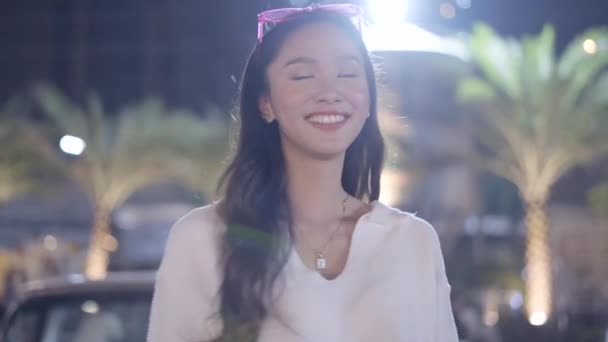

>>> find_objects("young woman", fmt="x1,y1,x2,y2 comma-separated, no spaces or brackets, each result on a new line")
147,4,458,341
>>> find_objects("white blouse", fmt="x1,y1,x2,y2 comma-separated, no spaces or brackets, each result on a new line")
147,201,459,342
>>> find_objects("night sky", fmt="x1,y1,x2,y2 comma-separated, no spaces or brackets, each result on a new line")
415,0,607,45
1,0,606,111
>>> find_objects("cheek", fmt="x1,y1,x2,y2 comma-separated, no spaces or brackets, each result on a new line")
347,82,370,112
269,80,309,113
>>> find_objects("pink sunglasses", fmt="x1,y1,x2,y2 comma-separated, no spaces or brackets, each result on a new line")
257,3,364,43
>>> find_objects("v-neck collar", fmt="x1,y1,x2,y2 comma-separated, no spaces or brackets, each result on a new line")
288,200,390,282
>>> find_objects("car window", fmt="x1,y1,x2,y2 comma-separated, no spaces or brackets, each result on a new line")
5,293,151,342
5,307,41,342
46,294,151,342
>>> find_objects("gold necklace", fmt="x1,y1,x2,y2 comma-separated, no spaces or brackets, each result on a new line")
299,194,349,271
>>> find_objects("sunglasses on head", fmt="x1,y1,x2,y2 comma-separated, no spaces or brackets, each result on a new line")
257,3,364,43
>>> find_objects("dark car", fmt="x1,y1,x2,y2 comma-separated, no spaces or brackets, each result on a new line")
1,271,155,342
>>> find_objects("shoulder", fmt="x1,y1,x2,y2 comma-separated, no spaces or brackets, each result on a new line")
372,202,446,270
166,202,225,247
375,202,450,282
150,203,225,341
371,201,440,248
160,202,225,276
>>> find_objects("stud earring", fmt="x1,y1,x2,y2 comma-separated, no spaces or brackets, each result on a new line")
263,113,275,123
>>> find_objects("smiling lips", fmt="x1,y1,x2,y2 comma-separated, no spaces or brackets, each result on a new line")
305,111,351,131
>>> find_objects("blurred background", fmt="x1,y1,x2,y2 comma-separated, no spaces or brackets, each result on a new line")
0,0,607,341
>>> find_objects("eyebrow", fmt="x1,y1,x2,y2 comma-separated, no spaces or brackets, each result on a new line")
283,56,317,69
282,55,361,69
336,54,361,64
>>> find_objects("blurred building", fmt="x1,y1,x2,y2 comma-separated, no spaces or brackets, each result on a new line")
550,204,608,312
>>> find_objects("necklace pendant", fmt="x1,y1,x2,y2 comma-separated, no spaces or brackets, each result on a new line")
316,252,327,270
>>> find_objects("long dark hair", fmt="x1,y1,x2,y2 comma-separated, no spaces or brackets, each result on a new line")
214,10,385,340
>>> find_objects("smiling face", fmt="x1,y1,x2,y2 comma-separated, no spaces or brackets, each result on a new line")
259,22,371,159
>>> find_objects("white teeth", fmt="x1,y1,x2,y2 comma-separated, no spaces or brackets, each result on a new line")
307,115,347,124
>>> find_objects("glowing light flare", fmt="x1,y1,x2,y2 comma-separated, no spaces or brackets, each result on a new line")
370,0,409,24
529,312,548,326
81,300,99,314
59,135,86,155
583,39,597,54
43,235,57,251
363,21,468,61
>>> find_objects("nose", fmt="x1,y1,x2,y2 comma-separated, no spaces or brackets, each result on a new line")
315,76,343,104
315,88,343,104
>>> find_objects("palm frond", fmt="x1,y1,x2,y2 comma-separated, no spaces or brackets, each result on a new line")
0,98,65,201
469,23,523,101
30,83,90,139
583,69,608,110
456,77,497,102
521,24,555,109
588,181,608,217
108,101,230,204
557,28,608,112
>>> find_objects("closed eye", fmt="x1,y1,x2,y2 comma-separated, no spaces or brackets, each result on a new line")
338,73,358,78
291,75,313,80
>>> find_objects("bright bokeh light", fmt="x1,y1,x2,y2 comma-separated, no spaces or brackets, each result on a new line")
369,0,408,23
583,39,597,54
439,2,456,19
363,21,468,60
455,0,472,9
43,235,57,251
509,290,524,310
483,311,499,326
81,300,100,314
529,311,548,326
59,135,86,155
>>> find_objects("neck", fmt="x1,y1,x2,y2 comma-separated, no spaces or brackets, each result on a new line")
283,145,348,228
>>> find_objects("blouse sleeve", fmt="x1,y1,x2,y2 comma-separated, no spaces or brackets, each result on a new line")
430,228,459,342
147,208,223,342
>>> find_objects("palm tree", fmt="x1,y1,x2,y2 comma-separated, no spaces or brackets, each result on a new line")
0,98,61,202
457,24,608,324
25,84,229,280
1,100,31,202
588,181,608,217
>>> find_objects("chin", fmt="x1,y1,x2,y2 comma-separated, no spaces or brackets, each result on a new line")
305,143,351,160
281,126,359,159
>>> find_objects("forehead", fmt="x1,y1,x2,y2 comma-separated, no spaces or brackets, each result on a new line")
272,22,363,63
